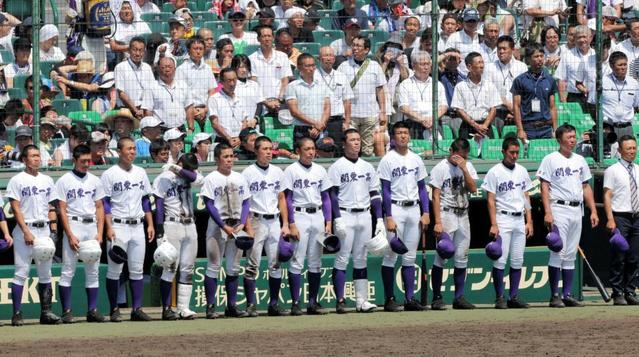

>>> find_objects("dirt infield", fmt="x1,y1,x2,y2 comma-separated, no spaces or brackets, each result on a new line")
4,306,639,356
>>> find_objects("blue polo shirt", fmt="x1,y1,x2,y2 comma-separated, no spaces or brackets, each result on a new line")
439,70,467,107
511,69,558,123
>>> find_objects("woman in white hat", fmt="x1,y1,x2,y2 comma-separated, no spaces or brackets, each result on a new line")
38,24,65,62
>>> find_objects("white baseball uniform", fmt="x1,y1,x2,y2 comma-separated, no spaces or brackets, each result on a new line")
102,164,152,281
377,149,428,267
430,158,479,269
201,170,251,278
56,171,105,288
482,163,532,270
537,151,591,269
282,162,332,275
6,172,59,286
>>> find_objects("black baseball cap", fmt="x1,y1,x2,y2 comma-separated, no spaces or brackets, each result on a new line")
257,7,275,18
229,11,247,20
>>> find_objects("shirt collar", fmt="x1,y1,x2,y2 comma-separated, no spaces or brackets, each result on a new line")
127,58,142,69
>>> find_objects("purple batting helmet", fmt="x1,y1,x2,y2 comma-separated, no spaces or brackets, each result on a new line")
278,234,295,262
610,229,629,253
389,233,408,255
0,239,10,252
546,225,563,253
485,235,503,260
436,232,455,259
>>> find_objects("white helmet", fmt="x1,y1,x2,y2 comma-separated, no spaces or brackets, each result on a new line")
78,240,102,264
153,241,178,269
33,236,56,263
365,230,389,256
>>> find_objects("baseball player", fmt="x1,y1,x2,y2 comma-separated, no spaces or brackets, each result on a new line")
537,124,598,308
154,153,203,320
481,137,533,309
282,137,333,316
329,129,382,314
56,144,107,323
429,138,479,310
7,144,60,326
378,122,430,312
201,143,253,319
102,137,155,322
241,136,289,317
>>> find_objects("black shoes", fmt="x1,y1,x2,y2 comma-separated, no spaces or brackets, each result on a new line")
384,297,403,312
131,308,152,321
452,295,476,310
404,298,426,311
87,309,106,323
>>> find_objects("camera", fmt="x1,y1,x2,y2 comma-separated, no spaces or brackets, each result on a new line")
578,124,618,160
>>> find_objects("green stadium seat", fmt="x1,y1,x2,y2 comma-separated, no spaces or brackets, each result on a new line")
134,156,153,165
435,139,454,155
633,123,639,137
502,125,517,138
68,111,101,124
40,61,62,79
266,129,294,150
12,74,29,91
360,30,390,46
53,99,83,116
332,0,365,10
409,139,431,154
8,88,25,100
244,44,260,56
442,125,454,140
141,12,171,34
204,21,232,38
0,49,13,63
197,0,211,11
527,139,558,160
188,1,198,11
480,139,504,160
162,3,175,12
263,116,291,130
4,0,37,19
603,158,618,167
191,11,216,28
315,30,344,47
317,10,334,29
293,43,320,56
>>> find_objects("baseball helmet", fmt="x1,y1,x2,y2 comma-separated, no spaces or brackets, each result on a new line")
365,229,389,256
234,230,254,251
436,232,455,259
610,229,630,253
153,241,178,269
546,225,563,253
485,235,503,261
78,239,102,264
108,243,128,264
0,239,11,252
389,233,408,255
317,233,341,253
33,236,56,263
278,234,295,262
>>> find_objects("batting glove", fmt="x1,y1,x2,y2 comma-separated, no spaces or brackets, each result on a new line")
374,218,385,238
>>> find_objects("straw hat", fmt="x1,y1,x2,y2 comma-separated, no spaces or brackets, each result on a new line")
103,108,140,129
75,60,95,74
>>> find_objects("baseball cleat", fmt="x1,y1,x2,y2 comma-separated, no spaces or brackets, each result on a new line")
86,309,106,323
404,298,427,311
225,305,249,318
384,297,403,312
61,310,75,324
430,297,447,311
625,294,639,305
178,308,198,320
494,296,507,309
206,304,218,319
335,300,348,314
452,296,476,310
40,310,62,325
562,296,585,307
11,311,24,327
246,304,259,318
613,295,627,306
110,307,123,322
290,303,303,316
131,308,152,321
307,302,328,315
507,296,530,309
267,304,289,316
549,294,565,308
356,301,377,313
162,307,178,321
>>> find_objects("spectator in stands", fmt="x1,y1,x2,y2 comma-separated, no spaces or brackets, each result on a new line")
286,53,330,141
362,0,412,33
522,0,568,37
6,125,53,168
449,8,482,76
191,133,214,162
136,117,164,157
150,138,170,163
164,128,186,163
174,7,196,39
442,0,467,17
315,46,354,155
376,36,409,123
332,0,371,30
197,28,217,61
576,0,620,25
0,65,7,106
151,56,192,131
89,131,114,166
209,68,253,148
109,1,151,58
231,54,265,118
137,0,160,14
405,28,432,68
397,50,447,141
51,52,101,101
104,108,139,149
52,123,89,166
581,38,612,118
114,36,154,120
91,72,116,113
212,38,235,74
236,127,259,160
598,6,625,47
273,0,301,28
541,26,562,73
53,114,72,139
438,13,460,52
296,0,323,11
484,35,528,136
331,18,361,58
2,99,25,130
512,43,558,141
154,16,189,65
276,28,301,70
21,75,51,127
250,26,292,115
303,9,323,32
219,11,259,53
0,13,16,58
556,25,594,110
254,7,276,30
451,52,501,140
4,38,31,88
38,115,57,154
401,16,421,50
212,0,241,20
479,17,499,64
285,8,315,43
612,18,639,81
176,37,218,132
38,24,65,62
337,35,386,157
174,0,189,10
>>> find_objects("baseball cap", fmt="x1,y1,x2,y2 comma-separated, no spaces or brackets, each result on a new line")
174,7,192,18
192,133,213,146
462,8,480,22
99,72,114,89
316,136,336,152
257,7,275,18
343,18,361,30
15,125,32,138
284,7,306,20
229,11,247,20
390,0,403,5
304,9,320,23
164,128,186,141
140,116,164,130
239,127,258,142
168,15,186,27
602,5,618,19
41,116,57,129
90,131,109,143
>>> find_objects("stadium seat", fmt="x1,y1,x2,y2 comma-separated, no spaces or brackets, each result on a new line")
188,1,198,11
442,125,454,140
244,44,260,56
134,156,153,165
40,61,62,79
53,99,83,116
409,139,432,155
197,0,211,11
480,139,503,160
502,125,517,138
317,10,334,29
0,49,13,63
315,30,344,47
360,30,390,46
633,123,639,137
204,21,232,38
191,11,216,28
68,111,101,125
162,3,175,12
527,139,558,160
293,43,320,56
332,0,365,10
12,74,29,91
8,88,25,100
141,12,171,34
265,129,294,150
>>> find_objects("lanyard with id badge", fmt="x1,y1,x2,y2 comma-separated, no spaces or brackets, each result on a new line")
612,75,627,118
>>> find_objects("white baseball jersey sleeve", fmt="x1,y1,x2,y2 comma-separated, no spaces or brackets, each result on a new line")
6,172,59,222
429,159,479,209
536,151,591,202
56,172,105,217
377,150,427,201
153,170,203,218
101,164,152,219
242,164,285,216
200,170,251,220
481,163,532,213
328,157,379,209
282,162,331,207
